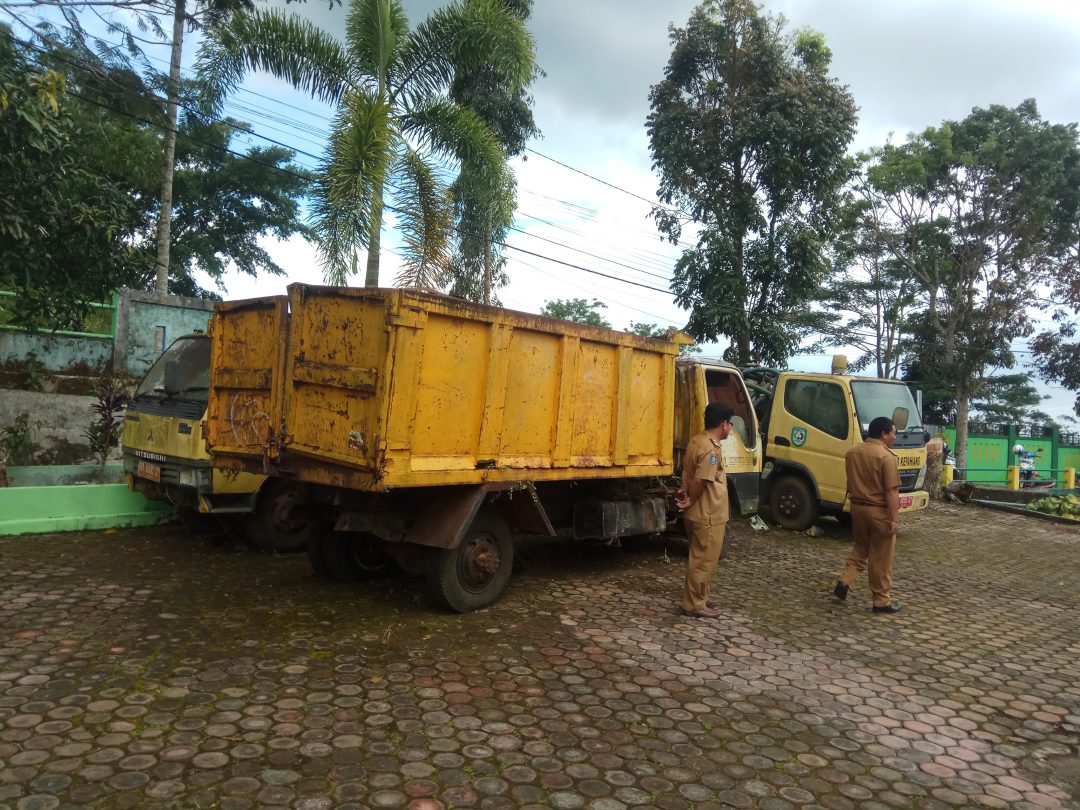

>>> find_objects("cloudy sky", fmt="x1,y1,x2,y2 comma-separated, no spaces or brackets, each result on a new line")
31,0,1080,418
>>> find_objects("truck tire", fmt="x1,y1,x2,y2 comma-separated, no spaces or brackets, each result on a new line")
769,475,819,531
245,480,312,553
426,514,513,613
308,530,396,581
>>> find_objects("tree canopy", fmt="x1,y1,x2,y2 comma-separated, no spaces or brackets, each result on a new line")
647,0,857,366
197,0,536,288
857,100,1080,469
540,298,611,329
0,25,314,328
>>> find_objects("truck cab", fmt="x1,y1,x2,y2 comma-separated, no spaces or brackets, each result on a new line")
743,363,930,530
122,331,309,552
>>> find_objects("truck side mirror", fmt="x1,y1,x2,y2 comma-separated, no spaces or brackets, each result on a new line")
891,406,909,430
163,360,181,395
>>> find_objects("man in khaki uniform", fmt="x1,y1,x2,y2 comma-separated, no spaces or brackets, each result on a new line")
676,402,733,618
833,416,903,613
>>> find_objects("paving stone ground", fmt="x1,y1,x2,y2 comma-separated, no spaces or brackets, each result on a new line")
0,501,1078,810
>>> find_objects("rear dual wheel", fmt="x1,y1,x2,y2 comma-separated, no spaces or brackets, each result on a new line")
307,530,396,581
425,514,513,613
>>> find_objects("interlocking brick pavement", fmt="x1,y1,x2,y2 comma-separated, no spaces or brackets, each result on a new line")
0,502,1077,809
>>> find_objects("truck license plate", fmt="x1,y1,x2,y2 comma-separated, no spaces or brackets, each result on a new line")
137,461,161,483
899,495,913,509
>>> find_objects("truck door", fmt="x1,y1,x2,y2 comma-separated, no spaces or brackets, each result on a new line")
770,377,851,507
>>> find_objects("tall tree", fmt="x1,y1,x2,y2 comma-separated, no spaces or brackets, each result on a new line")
0,25,144,329
541,298,611,328
0,28,314,324
198,0,535,288
816,192,916,378
969,373,1052,427
858,100,1080,474
646,0,856,366
444,0,539,304
7,0,332,294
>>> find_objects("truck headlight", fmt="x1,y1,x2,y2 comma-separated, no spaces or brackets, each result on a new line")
914,464,926,489
196,467,212,492
179,467,197,487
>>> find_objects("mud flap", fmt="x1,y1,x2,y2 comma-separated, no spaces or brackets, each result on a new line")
402,484,490,549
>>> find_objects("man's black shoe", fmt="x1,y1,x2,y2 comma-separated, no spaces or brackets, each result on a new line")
872,602,902,614
833,581,848,601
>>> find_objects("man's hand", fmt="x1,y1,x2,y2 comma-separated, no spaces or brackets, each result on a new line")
675,488,690,510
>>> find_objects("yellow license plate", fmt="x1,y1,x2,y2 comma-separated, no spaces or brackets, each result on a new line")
137,461,161,483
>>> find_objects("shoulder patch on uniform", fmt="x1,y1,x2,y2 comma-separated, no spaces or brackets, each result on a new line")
709,454,717,465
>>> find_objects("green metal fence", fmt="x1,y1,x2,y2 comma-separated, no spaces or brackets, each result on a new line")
0,290,118,339
943,424,1079,486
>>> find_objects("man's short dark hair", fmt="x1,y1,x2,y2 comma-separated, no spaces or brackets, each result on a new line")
704,402,734,429
868,416,895,439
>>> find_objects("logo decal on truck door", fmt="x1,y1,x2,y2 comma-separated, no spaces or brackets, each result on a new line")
791,427,808,447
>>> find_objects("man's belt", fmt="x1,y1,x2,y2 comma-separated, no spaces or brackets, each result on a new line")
850,499,885,507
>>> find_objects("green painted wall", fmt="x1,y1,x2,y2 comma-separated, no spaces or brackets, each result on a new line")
0,482,175,535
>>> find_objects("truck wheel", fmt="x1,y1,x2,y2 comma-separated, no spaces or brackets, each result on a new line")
245,481,311,553
769,475,819,531
426,515,513,613
308,530,395,581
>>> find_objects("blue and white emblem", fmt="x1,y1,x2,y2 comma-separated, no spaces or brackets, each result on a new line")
709,454,718,465
792,427,808,447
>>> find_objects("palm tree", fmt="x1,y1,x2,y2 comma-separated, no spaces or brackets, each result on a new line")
197,0,534,288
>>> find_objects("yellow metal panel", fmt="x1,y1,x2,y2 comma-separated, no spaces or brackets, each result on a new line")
476,324,514,459
612,347,633,466
552,335,580,467
122,413,207,462
570,340,618,466
500,329,561,460
626,349,666,465
410,314,489,462
212,285,683,491
282,287,388,471
206,296,288,459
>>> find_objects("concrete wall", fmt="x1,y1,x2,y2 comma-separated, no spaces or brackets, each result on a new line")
0,389,115,464
0,332,113,374
112,288,214,376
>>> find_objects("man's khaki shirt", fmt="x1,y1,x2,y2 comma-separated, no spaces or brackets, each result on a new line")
683,432,728,525
845,439,901,506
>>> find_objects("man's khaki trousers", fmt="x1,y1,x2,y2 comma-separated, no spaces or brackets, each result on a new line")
839,504,896,607
682,518,727,612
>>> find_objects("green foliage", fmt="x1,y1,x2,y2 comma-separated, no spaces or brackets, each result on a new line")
83,377,129,469
970,373,1050,426
541,298,611,329
646,0,857,366
816,193,917,377
1031,323,1080,417
0,27,315,324
0,26,145,330
21,352,44,392
859,100,1080,467
627,322,701,355
198,0,537,287
444,0,540,303
1027,494,1080,521
0,411,39,466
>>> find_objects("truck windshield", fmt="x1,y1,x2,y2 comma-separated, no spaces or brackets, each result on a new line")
134,336,211,404
851,381,922,437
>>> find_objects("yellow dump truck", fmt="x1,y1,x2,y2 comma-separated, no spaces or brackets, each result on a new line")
206,285,760,611
121,301,311,552
742,362,930,530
